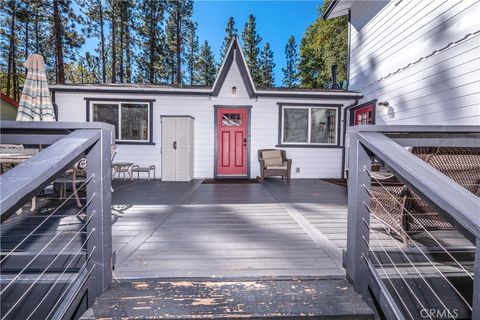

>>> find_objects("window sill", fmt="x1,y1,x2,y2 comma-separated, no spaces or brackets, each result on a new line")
116,141,156,146
275,144,342,149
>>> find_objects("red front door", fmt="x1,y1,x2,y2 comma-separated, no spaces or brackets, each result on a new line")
354,104,374,125
217,108,248,176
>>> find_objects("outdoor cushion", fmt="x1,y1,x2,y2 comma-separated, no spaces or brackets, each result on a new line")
262,150,283,167
266,165,287,170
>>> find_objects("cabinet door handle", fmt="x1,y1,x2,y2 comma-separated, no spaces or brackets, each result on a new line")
173,141,177,150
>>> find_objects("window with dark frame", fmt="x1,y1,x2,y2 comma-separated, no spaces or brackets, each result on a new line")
90,102,150,142
281,106,338,145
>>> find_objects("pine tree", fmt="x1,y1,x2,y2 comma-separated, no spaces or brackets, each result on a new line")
282,35,299,87
220,17,237,60
298,1,348,88
82,0,107,83
166,0,194,85
135,0,166,84
241,14,262,86
185,21,199,85
258,42,275,87
197,40,217,86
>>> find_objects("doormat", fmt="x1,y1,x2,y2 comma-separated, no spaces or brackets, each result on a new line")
202,178,259,184
321,178,347,188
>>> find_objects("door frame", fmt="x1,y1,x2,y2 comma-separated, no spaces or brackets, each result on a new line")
349,100,376,126
213,105,252,179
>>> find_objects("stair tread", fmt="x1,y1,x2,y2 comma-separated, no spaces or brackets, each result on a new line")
81,278,374,319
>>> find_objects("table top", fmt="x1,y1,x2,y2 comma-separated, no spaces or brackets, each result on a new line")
0,154,32,163
113,162,134,166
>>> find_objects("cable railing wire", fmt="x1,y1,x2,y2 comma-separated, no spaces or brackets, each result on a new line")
365,220,434,319
361,241,417,320
1,211,96,320
0,191,95,297
365,166,474,280
0,175,94,264
364,184,473,309
25,229,96,320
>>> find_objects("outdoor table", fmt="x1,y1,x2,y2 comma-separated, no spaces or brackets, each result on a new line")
0,153,36,211
112,162,134,180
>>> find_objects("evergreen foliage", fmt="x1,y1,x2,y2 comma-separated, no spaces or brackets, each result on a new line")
258,42,275,87
197,40,217,86
220,17,237,60
298,1,348,88
241,14,262,86
282,35,299,87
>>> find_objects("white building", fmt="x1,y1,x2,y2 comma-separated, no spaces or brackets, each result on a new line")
324,0,480,126
50,38,362,180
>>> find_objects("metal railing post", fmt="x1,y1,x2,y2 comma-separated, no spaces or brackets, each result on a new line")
473,239,480,319
86,128,112,298
345,131,372,294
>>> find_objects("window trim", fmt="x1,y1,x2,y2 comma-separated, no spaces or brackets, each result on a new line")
85,98,155,145
349,99,377,126
277,103,342,148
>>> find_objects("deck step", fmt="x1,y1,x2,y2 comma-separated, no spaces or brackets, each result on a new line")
80,278,374,319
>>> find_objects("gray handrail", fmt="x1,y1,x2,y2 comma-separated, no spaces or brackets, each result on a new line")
0,130,100,222
357,131,480,240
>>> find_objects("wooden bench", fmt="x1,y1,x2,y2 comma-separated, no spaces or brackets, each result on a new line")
131,165,156,181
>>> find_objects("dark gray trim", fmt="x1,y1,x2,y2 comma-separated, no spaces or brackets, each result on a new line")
84,97,156,102
51,87,210,96
86,99,154,145
348,99,377,126
341,99,359,179
322,0,340,19
346,10,352,90
258,91,362,99
276,144,343,149
276,102,343,107
161,115,195,119
213,105,252,179
211,37,256,98
277,103,342,148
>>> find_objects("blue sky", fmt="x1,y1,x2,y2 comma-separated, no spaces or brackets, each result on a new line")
82,1,323,85
193,0,323,85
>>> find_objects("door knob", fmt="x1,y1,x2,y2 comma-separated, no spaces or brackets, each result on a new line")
243,137,247,147
173,141,177,150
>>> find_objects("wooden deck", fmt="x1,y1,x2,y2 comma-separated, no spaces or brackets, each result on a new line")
111,179,348,279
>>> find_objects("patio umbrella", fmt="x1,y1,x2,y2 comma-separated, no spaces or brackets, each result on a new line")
16,54,56,121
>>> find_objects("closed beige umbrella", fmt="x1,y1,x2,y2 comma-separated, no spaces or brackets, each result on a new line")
16,54,56,121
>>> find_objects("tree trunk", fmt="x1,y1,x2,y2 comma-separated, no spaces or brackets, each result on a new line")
99,0,106,83
6,0,16,97
148,10,155,83
111,0,117,83
175,1,181,85
119,19,124,83
125,20,132,83
53,0,65,84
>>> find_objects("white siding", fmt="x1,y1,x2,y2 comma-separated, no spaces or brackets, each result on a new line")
348,0,480,125
55,91,352,179
217,60,250,98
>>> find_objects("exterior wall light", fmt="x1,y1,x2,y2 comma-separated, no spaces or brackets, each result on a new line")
232,86,237,96
378,101,389,113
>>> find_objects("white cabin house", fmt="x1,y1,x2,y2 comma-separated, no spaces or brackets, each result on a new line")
50,38,362,180
323,0,480,126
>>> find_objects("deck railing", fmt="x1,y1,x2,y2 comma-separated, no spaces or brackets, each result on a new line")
346,125,480,320
0,121,114,319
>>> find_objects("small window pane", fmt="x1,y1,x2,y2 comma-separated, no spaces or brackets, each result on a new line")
121,104,149,141
222,113,241,126
92,104,119,139
311,108,337,144
283,108,308,143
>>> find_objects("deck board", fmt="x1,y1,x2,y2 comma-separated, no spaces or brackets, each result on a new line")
81,278,374,320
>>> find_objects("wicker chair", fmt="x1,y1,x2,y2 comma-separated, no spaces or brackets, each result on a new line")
258,149,292,183
370,147,480,245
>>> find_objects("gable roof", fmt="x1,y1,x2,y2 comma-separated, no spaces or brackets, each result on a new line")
211,36,256,98
322,0,354,20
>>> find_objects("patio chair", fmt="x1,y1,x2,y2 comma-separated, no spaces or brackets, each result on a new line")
0,144,24,173
370,147,480,245
258,149,292,183
56,158,87,208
